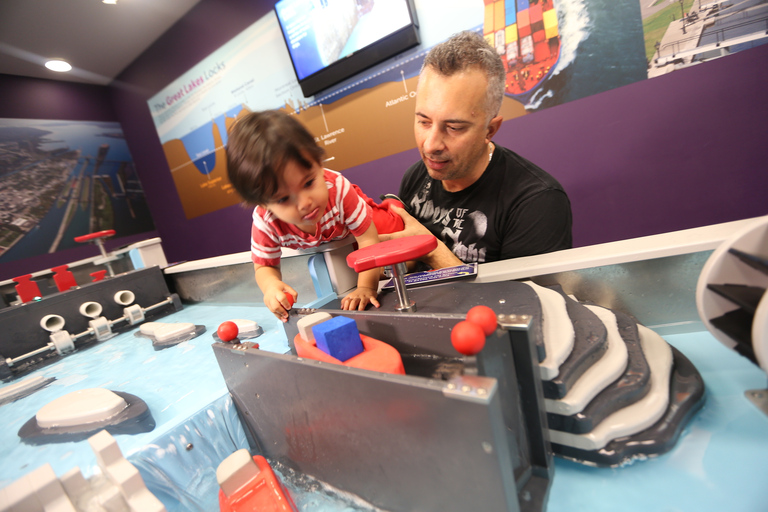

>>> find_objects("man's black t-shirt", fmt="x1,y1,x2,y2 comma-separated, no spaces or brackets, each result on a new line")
399,145,572,263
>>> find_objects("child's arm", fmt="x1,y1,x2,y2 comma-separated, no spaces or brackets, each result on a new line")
254,263,298,322
341,223,382,311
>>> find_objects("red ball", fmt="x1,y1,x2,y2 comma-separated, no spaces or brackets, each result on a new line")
451,320,486,356
217,321,239,342
466,305,497,336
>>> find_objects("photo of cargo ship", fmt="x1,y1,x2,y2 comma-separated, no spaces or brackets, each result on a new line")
483,0,561,102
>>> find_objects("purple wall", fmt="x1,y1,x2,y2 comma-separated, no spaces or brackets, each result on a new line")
3,0,767,280
0,74,115,120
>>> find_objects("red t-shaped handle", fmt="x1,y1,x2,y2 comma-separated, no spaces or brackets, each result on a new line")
74,229,116,244
346,235,437,272
346,235,437,312
74,230,117,276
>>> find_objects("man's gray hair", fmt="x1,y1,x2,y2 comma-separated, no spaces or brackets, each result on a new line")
420,31,506,118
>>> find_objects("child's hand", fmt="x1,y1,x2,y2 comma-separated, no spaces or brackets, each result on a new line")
264,283,297,322
341,286,380,311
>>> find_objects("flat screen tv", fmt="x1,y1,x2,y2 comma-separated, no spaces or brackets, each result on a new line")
274,0,420,98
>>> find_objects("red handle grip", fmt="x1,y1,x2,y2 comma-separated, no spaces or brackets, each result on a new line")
74,229,116,243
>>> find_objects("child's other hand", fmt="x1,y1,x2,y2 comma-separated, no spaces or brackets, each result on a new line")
341,287,380,311
264,284,297,322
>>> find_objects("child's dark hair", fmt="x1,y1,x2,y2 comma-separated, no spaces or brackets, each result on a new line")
226,110,325,204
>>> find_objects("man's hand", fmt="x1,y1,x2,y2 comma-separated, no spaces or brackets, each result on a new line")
378,206,463,269
378,206,432,242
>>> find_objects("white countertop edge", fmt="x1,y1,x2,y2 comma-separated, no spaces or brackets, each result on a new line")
163,236,356,275
476,216,766,283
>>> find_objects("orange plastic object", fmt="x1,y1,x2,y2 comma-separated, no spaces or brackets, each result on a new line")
51,264,77,292
218,454,297,512
12,274,42,303
294,333,405,375
90,270,108,282
346,234,437,272
74,229,116,243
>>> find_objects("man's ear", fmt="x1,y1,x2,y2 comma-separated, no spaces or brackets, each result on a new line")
485,115,503,143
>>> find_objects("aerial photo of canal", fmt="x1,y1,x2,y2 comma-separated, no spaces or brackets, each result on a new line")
0,119,155,264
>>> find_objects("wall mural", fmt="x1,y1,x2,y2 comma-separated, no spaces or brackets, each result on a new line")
644,0,767,78
0,119,155,264
146,0,766,219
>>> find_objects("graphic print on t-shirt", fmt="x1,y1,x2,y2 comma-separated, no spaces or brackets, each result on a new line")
407,181,489,263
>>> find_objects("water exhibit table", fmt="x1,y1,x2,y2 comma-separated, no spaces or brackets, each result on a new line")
0,297,766,511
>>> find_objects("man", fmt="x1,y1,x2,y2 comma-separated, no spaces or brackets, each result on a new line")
381,31,572,268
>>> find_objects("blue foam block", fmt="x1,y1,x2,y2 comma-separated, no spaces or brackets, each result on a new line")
312,316,364,362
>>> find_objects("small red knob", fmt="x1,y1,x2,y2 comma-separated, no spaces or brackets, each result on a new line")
451,320,486,356
217,321,239,342
466,305,497,336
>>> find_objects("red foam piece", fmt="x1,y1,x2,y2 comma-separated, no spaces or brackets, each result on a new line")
218,454,297,512
346,234,437,272
74,229,116,243
51,264,77,292
294,333,405,375
90,270,108,282
12,274,41,303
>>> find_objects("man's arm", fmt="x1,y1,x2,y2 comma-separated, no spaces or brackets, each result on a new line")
378,206,463,269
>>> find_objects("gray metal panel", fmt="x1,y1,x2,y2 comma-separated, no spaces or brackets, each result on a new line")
213,343,520,512
528,251,713,334
283,295,554,501
166,255,318,304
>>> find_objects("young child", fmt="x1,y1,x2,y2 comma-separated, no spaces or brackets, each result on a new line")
226,110,404,321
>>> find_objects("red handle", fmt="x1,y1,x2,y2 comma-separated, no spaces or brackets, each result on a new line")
346,235,437,272
74,229,116,243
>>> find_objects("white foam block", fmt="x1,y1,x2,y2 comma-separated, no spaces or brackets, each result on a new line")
230,319,260,336
522,281,575,380
0,464,76,512
89,430,166,512
139,322,160,335
139,322,195,342
545,306,629,416
0,376,48,403
216,448,261,498
548,325,673,451
297,312,333,343
36,389,126,429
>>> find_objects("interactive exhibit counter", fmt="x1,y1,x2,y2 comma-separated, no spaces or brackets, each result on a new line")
1,216,766,511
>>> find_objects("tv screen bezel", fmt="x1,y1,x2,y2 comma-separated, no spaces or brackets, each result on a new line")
274,0,420,98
